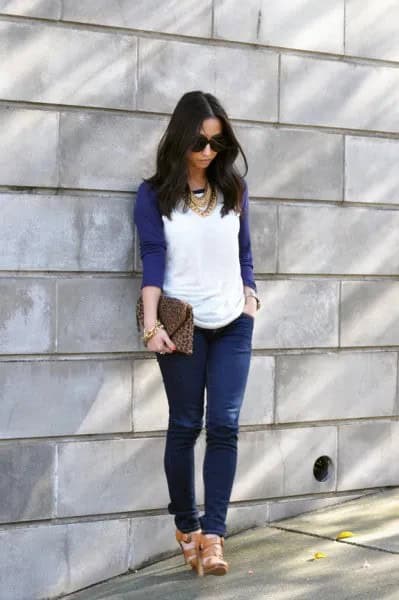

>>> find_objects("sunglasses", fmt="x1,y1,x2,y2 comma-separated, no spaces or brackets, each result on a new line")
190,134,229,153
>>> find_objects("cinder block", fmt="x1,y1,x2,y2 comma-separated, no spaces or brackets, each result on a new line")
0,359,133,438
0,442,55,523
214,0,344,54
0,22,137,109
233,426,337,500
0,108,58,187
341,281,399,346
137,39,277,121
234,431,281,501
278,427,337,496
57,438,168,516
214,45,278,121
269,492,367,522
0,194,133,271
275,351,397,423
57,278,141,353
345,136,399,205
0,524,67,600
236,124,343,200
133,359,168,432
0,0,61,18
279,204,399,274
338,421,399,490
137,39,215,114
226,503,268,533
66,519,129,594
0,519,130,599
250,202,277,274
59,112,167,191
240,356,274,425
0,278,55,354
346,0,399,62
130,514,176,569
62,0,213,37
214,0,262,44
252,280,339,349
280,55,399,133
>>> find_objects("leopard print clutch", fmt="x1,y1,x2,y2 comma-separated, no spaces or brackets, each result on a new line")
136,294,194,355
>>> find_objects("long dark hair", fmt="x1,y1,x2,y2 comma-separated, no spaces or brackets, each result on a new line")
145,91,248,219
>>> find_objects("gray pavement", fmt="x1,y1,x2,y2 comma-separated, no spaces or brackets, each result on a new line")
65,489,399,600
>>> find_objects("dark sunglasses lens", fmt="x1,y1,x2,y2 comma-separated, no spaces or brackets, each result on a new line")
191,135,228,152
191,135,208,152
209,136,228,152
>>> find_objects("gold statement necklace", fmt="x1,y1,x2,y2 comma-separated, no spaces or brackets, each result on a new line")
186,182,217,217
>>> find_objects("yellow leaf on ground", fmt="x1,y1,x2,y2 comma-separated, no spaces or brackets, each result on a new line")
336,531,354,540
313,552,327,559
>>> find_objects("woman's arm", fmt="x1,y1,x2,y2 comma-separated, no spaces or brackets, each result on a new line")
134,181,166,294
239,180,257,291
134,182,175,352
239,181,259,316
141,285,162,329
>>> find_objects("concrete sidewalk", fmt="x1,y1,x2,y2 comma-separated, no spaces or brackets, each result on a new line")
65,489,399,600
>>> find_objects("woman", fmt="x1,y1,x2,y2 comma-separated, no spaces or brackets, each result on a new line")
134,90,260,576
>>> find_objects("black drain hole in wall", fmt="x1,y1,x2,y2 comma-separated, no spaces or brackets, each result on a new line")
313,456,333,482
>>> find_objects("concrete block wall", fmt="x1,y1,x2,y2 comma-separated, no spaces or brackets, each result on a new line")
0,2,398,597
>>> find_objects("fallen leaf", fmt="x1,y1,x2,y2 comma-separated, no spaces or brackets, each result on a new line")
248,569,254,575
336,531,354,540
313,552,327,559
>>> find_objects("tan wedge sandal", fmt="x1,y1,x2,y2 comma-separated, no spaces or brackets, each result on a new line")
199,534,228,576
176,529,204,576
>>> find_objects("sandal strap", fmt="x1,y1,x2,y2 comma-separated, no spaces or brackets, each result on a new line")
176,529,202,565
201,536,224,549
176,529,201,544
200,535,226,564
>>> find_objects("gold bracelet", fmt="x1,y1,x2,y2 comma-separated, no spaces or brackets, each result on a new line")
142,320,164,345
245,291,261,311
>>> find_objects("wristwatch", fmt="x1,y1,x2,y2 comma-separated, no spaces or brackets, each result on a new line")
245,289,261,311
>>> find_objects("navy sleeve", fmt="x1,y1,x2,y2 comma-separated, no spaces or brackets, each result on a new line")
239,180,257,291
133,181,166,289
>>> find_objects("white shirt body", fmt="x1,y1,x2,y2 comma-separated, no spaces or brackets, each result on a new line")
162,191,245,329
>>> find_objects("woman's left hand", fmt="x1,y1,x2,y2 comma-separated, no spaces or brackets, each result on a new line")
243,295,257,318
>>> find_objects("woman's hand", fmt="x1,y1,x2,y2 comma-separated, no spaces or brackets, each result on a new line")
146,328,176,354
243,295,257,318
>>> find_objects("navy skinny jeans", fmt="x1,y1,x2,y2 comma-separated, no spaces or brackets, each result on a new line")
156,311,254,536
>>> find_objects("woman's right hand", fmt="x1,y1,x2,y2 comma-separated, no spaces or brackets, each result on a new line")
146,328,176,354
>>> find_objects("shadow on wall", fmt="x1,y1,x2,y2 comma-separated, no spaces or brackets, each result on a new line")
345,0,399,61
277,204,399,275
340,281,399,345
280,52,399,131
0,440,55,524
0,360,134,440
215,0,344,52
